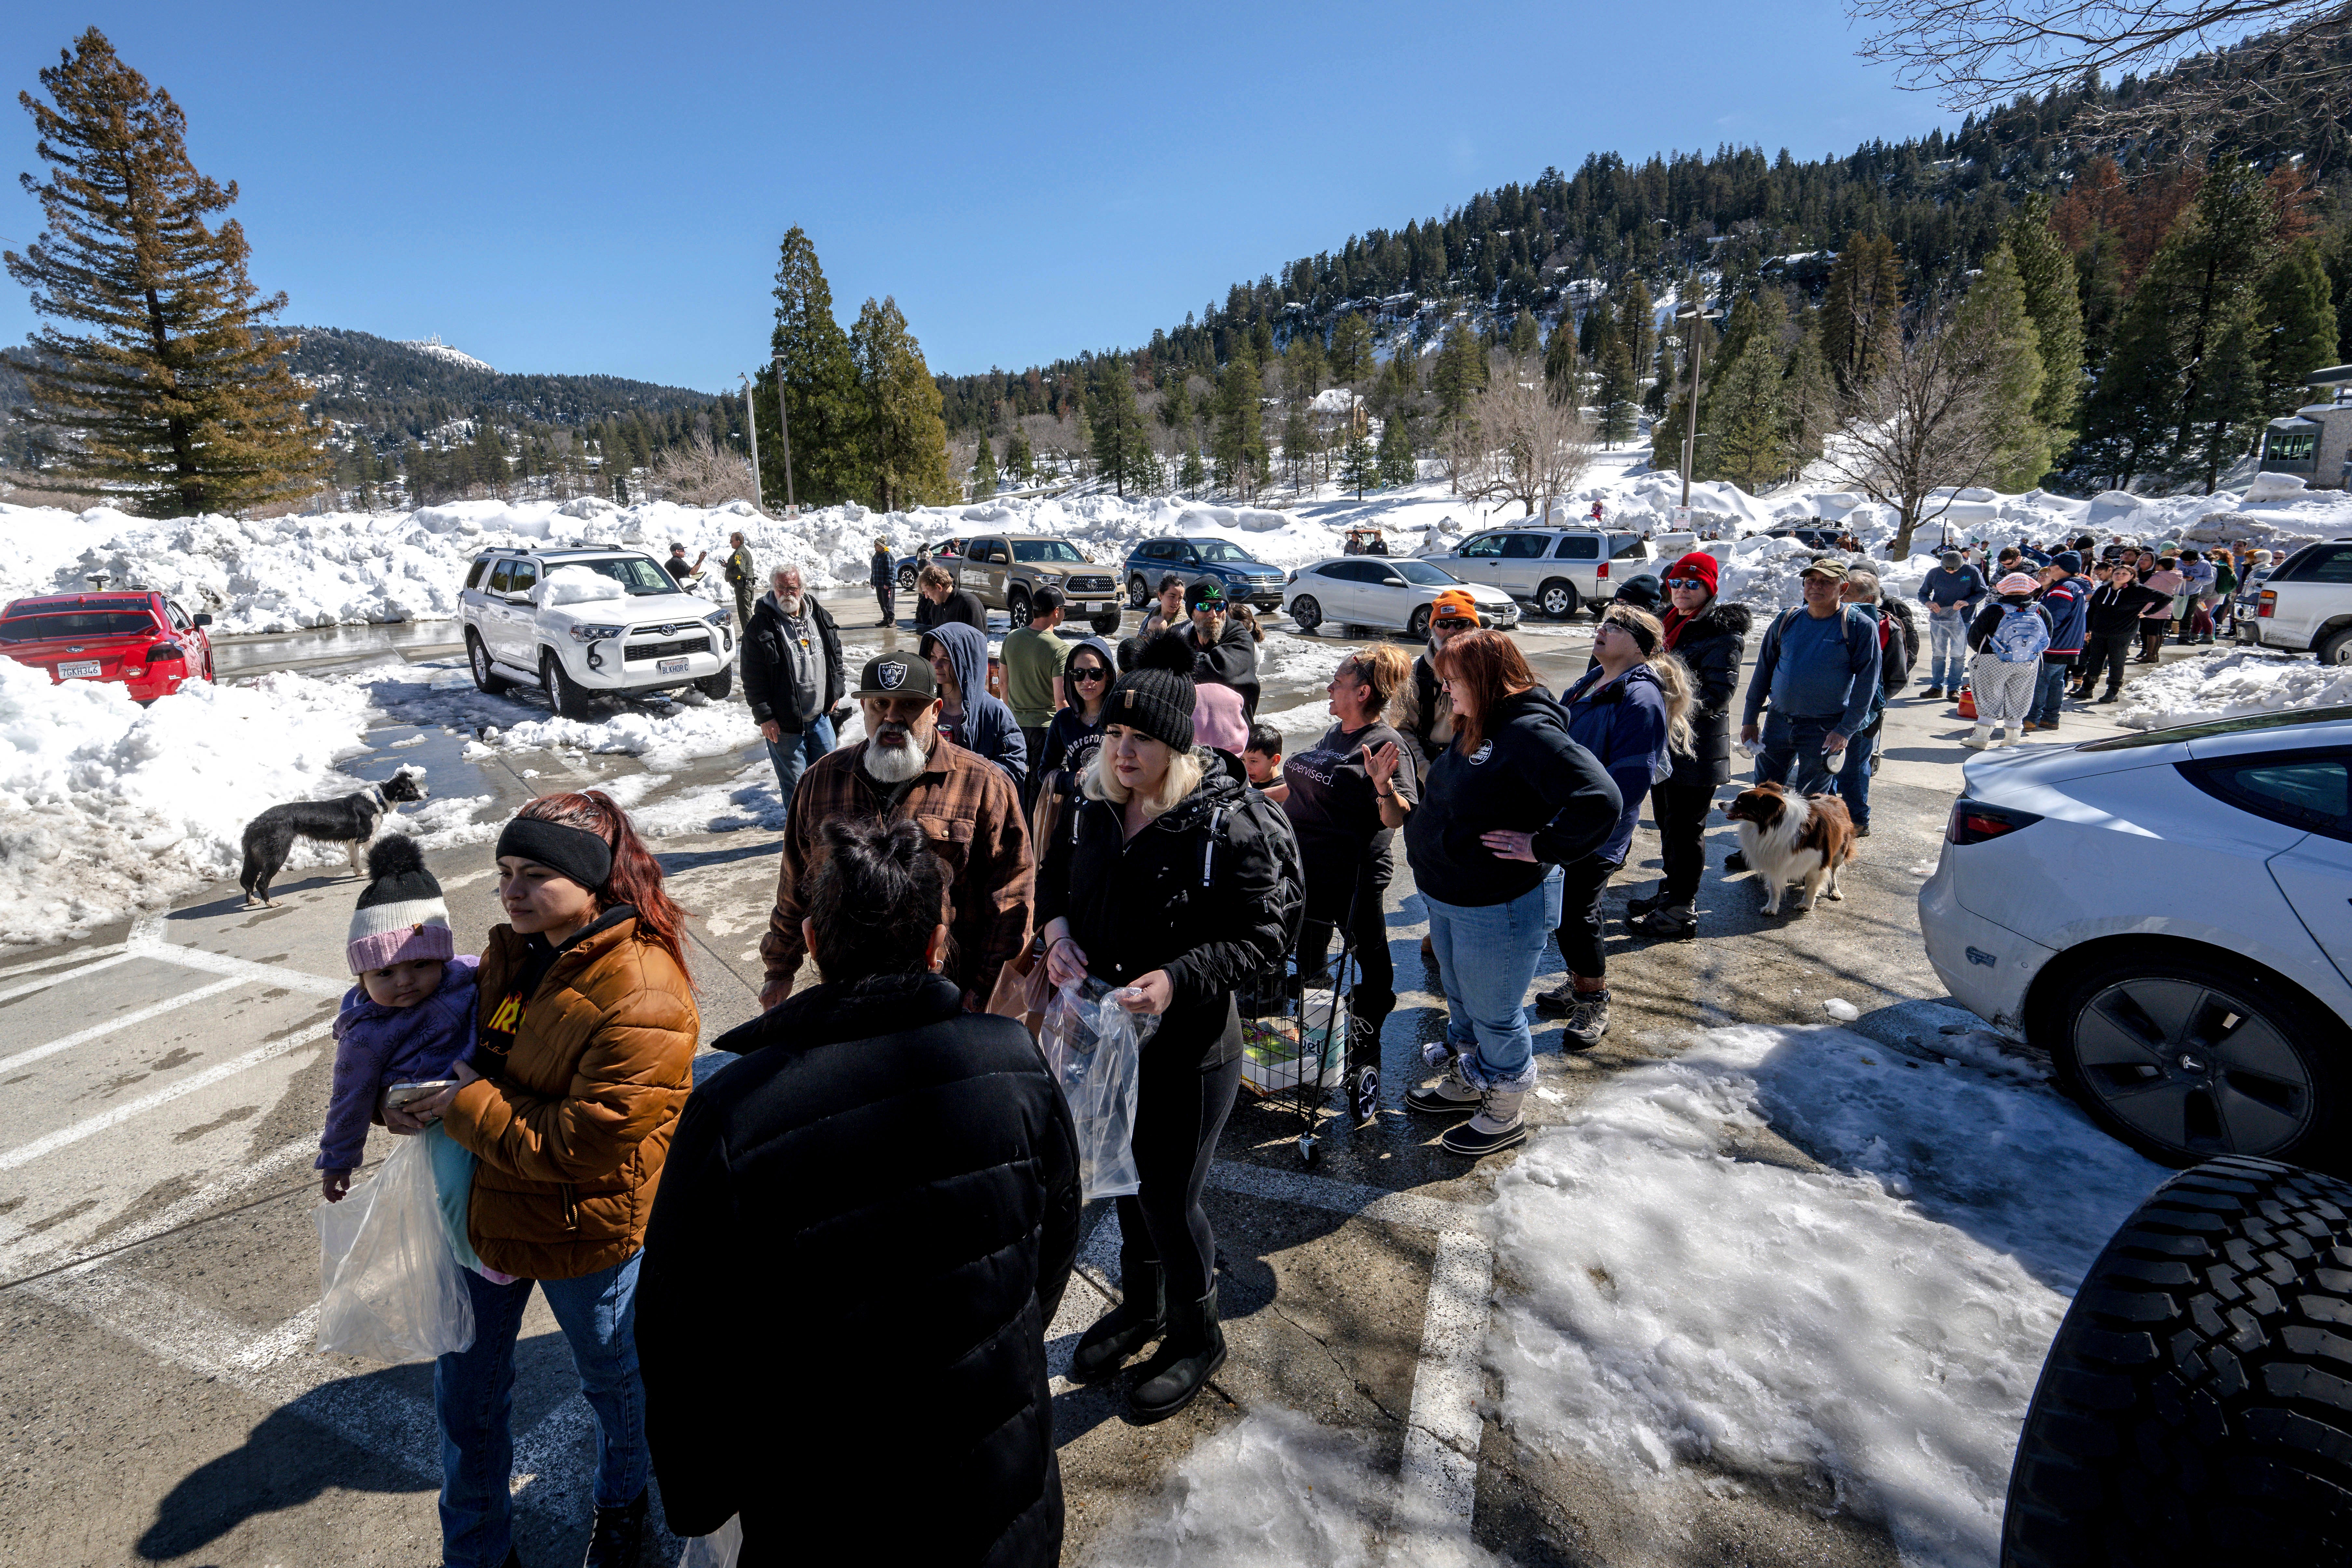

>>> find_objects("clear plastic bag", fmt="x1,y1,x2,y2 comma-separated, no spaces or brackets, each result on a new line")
676,1516,742,1567
315,1133,477,1364
1041,977,1158,1201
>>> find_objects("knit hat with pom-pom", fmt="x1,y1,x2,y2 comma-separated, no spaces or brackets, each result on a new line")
1108,632,1199,752
347,836,454,974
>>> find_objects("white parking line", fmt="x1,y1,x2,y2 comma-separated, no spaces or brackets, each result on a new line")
128,916,349,999
0,1019,335,1171
0,949,138,1002
1395,1229,1496,1541
0,1136,315,1283
0,975,246,1075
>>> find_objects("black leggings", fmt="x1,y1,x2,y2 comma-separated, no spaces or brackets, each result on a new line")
1117,1044,1245,1303
1297,856,1395,1035
1653,782,1715,906
2082,630,2131,695
1553,854,1618,981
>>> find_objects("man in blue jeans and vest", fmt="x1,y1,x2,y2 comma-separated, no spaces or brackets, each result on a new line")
1731,561,1881,872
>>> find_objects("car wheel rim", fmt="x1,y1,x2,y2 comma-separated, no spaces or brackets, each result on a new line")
473,642,487,681
2074,978,2313,1158
1544,588,1571,616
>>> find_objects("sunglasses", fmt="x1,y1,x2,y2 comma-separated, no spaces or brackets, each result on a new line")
1432,616,1475,629
1665,577,1709,590
1069,665,1109,683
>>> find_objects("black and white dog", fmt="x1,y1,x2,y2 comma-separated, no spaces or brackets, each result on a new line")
238,766,429,907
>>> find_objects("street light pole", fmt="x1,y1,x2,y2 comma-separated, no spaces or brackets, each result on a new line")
1675,305,1721,510
739,375,763,512
771,356,797,515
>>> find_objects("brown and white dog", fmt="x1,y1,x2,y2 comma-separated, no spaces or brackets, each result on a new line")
1723,781,1858,916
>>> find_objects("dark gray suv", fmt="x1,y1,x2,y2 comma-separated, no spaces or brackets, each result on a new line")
1122,537,1288,610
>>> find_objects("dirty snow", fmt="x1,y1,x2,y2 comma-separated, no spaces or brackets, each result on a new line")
1486,1023,2167,1568
2115,648,2352,729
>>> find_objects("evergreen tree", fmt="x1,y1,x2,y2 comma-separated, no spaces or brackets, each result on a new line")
765,226,863,507
1003,424,1034,482
1377,409,1416,486
1286,331,1327,397
1281,400,1313,489
1211,357,1269,495
851,295,957,510
1431,321,1489,424
1820,232,1905,397
1595,333,1638,445
1615,278,1655,392
2072,223,2128,372
2005,197,2087,444
971,432,998,497
1951,244,2054,491
2254,238,2339,417
1708,335,1788,492
1179,443,1207,494
1087,355,1156,497
1509,310,1541,358
3,29,326,516
2076,304,2178,487
1338,426,1378,498
1543,313,1579,399
1327,312,1374,382
1779,312,1837,476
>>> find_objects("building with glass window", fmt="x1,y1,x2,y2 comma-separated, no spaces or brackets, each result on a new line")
2259,364,2352,488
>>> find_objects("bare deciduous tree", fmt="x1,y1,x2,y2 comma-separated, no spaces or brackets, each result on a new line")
1828,299,2024,555
649,432,755,508
1456,363,1597,516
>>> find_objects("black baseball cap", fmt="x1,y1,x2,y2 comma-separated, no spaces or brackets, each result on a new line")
853,653,939,702
1184,578,1227,611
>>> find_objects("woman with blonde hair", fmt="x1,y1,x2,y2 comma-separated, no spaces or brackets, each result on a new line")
1535,603,1690,1048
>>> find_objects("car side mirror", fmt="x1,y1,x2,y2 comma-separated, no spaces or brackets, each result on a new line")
507,591,535,605
191,613,211,627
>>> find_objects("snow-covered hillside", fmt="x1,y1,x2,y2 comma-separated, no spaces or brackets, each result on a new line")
397,335,495,373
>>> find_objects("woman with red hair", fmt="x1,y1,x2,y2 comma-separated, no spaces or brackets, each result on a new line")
393,790,697,1568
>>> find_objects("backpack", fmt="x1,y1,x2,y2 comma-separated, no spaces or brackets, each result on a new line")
1990,603,2051,664
1875,601,1919,696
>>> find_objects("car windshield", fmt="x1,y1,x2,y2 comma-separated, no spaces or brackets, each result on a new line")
1195,541,1253,563
0,610,155,643
1013,540,1085,563
1389,559,1460,586
2077,706,2352,751
564,556,678,595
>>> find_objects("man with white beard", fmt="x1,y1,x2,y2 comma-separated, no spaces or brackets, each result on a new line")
742,566,845,809
758,653,1033,1011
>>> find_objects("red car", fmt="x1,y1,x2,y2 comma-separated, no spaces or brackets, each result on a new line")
0,591,216,701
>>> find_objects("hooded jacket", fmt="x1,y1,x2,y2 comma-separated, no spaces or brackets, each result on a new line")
443,911,697,1280
2086,577,2173,634
1562,662,1672,868
1663,601,1750,788
741,591,845,733
1035,761,1294,1069
1179,615,1261,720
922,621,1028,790
2039,573,2093,659
1404,686,1621,909
320,954,480,1172
1037,635,1115,789
637,971,1080,1563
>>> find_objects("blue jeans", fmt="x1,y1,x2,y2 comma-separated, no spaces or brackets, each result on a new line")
1423,866,1563,1095
764,714,835,807
1926,612,1967,689
1755,710,1842,798
2028,661,2069,726
1833,719,1877,830
435,1253,646,1567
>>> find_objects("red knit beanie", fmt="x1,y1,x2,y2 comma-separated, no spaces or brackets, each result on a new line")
1667,551,1719,595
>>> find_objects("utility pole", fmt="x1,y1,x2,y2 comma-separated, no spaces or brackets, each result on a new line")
771,356,797,515
1675,305,1722,510
740,374,763,512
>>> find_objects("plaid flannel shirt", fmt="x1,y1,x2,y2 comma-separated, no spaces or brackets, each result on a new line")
760,735,1033,1006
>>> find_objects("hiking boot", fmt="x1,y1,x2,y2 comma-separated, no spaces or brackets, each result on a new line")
1724,850,1749,872
1534,979,1579,1015
1128,1288,1226,1423
1071,1252,1166,1382
2040,718,2060,732
2020,720,2039,732
1441,1089,1527,1157
1561,989,1611,1051
1626,902,1696,939
582,1491,646,1568
1855,822,1872,837
1921,685,1944,700
1405,1055,1481,1116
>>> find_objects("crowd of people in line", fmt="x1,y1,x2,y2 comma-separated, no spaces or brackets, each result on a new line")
316,517,2258,1566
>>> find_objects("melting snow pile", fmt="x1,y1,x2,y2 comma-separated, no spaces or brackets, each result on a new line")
0,659,375,942
2115,649,2352,730
1486,1023,2166,1568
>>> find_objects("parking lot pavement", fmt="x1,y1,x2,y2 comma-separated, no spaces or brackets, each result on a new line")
0,625,2156,1566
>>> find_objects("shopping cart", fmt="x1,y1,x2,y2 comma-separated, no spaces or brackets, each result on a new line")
1241,894,1379,1167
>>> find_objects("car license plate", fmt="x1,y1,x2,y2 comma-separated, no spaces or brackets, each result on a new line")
58,659,101,679
658,657,689,675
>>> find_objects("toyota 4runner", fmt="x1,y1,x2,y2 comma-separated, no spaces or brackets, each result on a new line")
460,547,736,716
952,534,1124,633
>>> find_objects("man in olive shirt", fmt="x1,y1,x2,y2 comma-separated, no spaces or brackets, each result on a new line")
1000,586,1071,810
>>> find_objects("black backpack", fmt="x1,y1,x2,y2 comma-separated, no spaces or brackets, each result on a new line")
1877,600,1919,696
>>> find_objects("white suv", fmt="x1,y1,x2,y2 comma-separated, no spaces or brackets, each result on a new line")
1419,526,1652,619
2236,536,2352,663
460,547,735,716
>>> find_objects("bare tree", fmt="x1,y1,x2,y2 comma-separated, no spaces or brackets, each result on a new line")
1457,363,1597,516
1850,0,2352,155
1827,298,2024,555
649,432,755,508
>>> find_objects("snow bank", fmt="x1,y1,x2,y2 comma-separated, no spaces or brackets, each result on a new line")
1486,1023,2166,1568
2115,649,2352,730
0,660,377,942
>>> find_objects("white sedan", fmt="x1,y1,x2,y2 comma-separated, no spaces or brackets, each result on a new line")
1920,706,2352,1170
1281,557,1520,637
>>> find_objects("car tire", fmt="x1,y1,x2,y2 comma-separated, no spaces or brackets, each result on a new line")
1128,575,1151,609
1091,611,1122,636
2318,625,2352,665
1007,588,1032,629
2001,1156,2352,1567
695,665,733,700
1290,595,1323,633
542,649,592,719
898,564,916,590
1407,604,1432,639
2040,950,2349,1173
467,631,513,695
1537,578,1579,619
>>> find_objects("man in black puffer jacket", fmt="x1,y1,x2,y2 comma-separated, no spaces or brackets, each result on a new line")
1628,553,1750,937
638,818,1080,1567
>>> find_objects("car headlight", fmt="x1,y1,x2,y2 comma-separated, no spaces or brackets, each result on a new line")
704,610,730,628
569,623,625,642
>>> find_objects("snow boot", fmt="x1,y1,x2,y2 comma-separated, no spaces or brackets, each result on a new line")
1405,1054,1481,1116
1626,902,1696,939
1070,1251,1166,1382
1561,989,1611,1052
1128,1287,1227,1423
1441,1088,1527,1157
1962,724,1993,750
582,1490,646,1568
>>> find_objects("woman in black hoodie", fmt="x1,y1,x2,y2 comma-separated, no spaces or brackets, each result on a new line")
1036,652,1295,1422
1402,631,1618,1158
1626,552,1750,938
635,818,1080,1567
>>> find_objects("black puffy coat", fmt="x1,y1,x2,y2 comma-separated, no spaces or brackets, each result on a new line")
636,972,1080,1566
740,592,845,733
1664,601,1750,788
1035,759,1293,1069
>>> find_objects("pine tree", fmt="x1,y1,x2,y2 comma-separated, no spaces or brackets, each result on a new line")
1595,332,1638,445
765,226,863,507
1431,321,1489,425
851,295,956,510
1542,314,1579,399
1820,232,1905,397
1286,331,1327,397
2005,197,2087,445
1509,310,1541,358
1615,278,1654,392
1951,243,2053,491
1211,357,1269,495
1088,355,1156,497
3,29,326,515
971,432,998,498
1779,312,1836,476
1338,427,1377,498
1377,409,1416,486
2254,238,2339,417
1179,443,1207,494
1327,312,1374,383
1281,400,1313,489
1003,425,1034,483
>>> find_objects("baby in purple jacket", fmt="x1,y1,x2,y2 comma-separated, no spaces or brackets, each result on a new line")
318,837,478,1202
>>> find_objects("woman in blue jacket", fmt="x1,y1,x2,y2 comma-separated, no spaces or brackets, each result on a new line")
1536,605,1691,1049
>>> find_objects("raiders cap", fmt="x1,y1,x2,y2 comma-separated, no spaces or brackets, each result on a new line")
853,653,940,701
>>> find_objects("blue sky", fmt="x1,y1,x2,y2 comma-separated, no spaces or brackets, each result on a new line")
1,2,1960,393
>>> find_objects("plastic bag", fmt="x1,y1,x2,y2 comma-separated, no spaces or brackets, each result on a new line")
1040,977,1158,1201
676,1516,742,1567
315,1133,477,1363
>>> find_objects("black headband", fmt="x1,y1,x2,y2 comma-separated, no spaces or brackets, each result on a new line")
495,816,613,891
1608,614,1658,656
